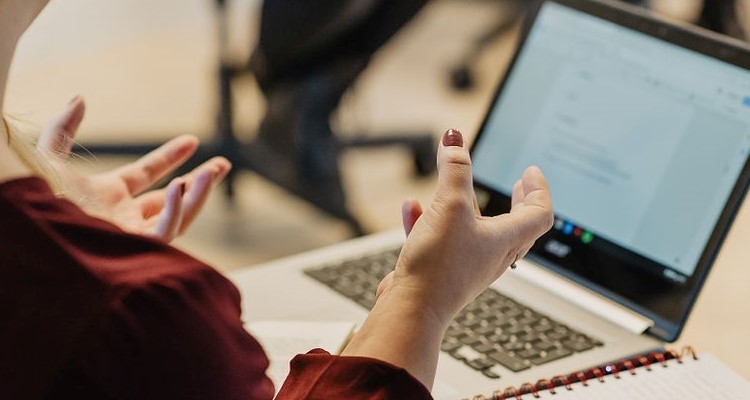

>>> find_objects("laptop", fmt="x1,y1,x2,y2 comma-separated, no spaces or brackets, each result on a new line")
230,0,750,398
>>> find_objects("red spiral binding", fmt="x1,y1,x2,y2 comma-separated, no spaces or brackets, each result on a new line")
463,346,698,400
608,362,622,379
623,358,637,374
551,374,573,390
519,382,540,398
535,378,555,395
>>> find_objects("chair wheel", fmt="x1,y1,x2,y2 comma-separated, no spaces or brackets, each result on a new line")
450,66,475,91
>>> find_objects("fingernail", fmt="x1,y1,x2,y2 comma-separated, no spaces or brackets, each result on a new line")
68,95,81,105
180,182,186,196
442,128,464,147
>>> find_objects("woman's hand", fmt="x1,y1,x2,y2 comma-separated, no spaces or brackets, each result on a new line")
38,96,231,241
380,129,553,325
344,128,553,388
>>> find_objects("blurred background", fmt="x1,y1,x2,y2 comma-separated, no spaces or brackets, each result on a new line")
5,0,750,377
7,0,523,267
6,0,721,269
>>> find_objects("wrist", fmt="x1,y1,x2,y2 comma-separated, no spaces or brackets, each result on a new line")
342,283,450,388
375,282,453,332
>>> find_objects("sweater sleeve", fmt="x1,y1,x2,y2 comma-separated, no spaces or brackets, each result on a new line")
276,349,433,399
50,270,276,400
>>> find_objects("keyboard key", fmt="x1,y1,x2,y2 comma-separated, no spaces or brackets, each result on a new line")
482,366,502,379
533,341,559,351
460,335,483,346
562,339,595,352
488,351,529,372
454,346,483,361
441,341,463,353
467,358,496,371
530,348,573,365
475,325,497,336
506,325,528,335
488,333,511,344
516,348,541,360
503,341,525,352
532,324,554,333
471,342,496,354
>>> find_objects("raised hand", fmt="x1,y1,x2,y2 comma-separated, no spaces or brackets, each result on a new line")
386,129,553,320
346,129,553,388
38,96,231,241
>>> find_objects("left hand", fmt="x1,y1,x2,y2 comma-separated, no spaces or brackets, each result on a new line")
38,96,231,241
375,129,553,323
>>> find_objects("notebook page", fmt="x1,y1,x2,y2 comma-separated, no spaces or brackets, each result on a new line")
532,354,750,399
248,321,356,391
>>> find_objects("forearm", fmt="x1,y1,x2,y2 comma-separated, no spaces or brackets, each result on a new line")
341,287,449,390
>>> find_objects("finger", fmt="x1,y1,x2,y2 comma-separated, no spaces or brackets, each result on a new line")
493,166,554,240
186,156,231,184
150,179,186,241
435,129,475,213
401,199,423,236
177,168,216,234
38,96,86,157
116,135,199,196
174,157,231,233
517,166,553,212
136,157,231,221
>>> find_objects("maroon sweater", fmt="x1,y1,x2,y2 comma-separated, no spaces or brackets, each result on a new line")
0,177,432,400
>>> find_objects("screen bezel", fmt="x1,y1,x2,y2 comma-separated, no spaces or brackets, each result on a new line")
470,0,750,342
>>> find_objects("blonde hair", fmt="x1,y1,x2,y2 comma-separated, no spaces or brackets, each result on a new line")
3,115,60,191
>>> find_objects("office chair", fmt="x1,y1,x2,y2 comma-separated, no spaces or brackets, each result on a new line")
77,0,437,236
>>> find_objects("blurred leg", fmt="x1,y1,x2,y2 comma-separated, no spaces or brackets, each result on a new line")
698,0,745,39
250,0,429,225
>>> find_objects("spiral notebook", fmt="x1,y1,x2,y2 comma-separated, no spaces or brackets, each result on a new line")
466,348,750,400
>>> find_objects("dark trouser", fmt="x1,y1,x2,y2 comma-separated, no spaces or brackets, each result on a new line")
248,0,430,225
253,0,430,91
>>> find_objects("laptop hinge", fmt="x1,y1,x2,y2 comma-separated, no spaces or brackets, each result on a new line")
512,260,654,334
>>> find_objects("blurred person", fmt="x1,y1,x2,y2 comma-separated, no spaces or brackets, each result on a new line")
249,0,430,220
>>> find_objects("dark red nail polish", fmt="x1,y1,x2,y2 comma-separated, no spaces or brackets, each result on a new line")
180,182,186,196
442,129,464,147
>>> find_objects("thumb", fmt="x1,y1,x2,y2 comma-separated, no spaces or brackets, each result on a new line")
434,129,475,212
401,198,423,236
38,96,86,157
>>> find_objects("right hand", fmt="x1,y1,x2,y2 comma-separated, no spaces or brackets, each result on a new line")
378,129,554,325
38,97,231,242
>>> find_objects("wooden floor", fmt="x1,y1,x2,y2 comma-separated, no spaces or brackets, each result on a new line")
6,0,750,379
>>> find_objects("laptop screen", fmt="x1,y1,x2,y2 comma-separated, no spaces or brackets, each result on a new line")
471,0,750,341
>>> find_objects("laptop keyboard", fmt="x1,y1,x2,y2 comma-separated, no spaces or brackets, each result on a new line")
304,247,603,379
